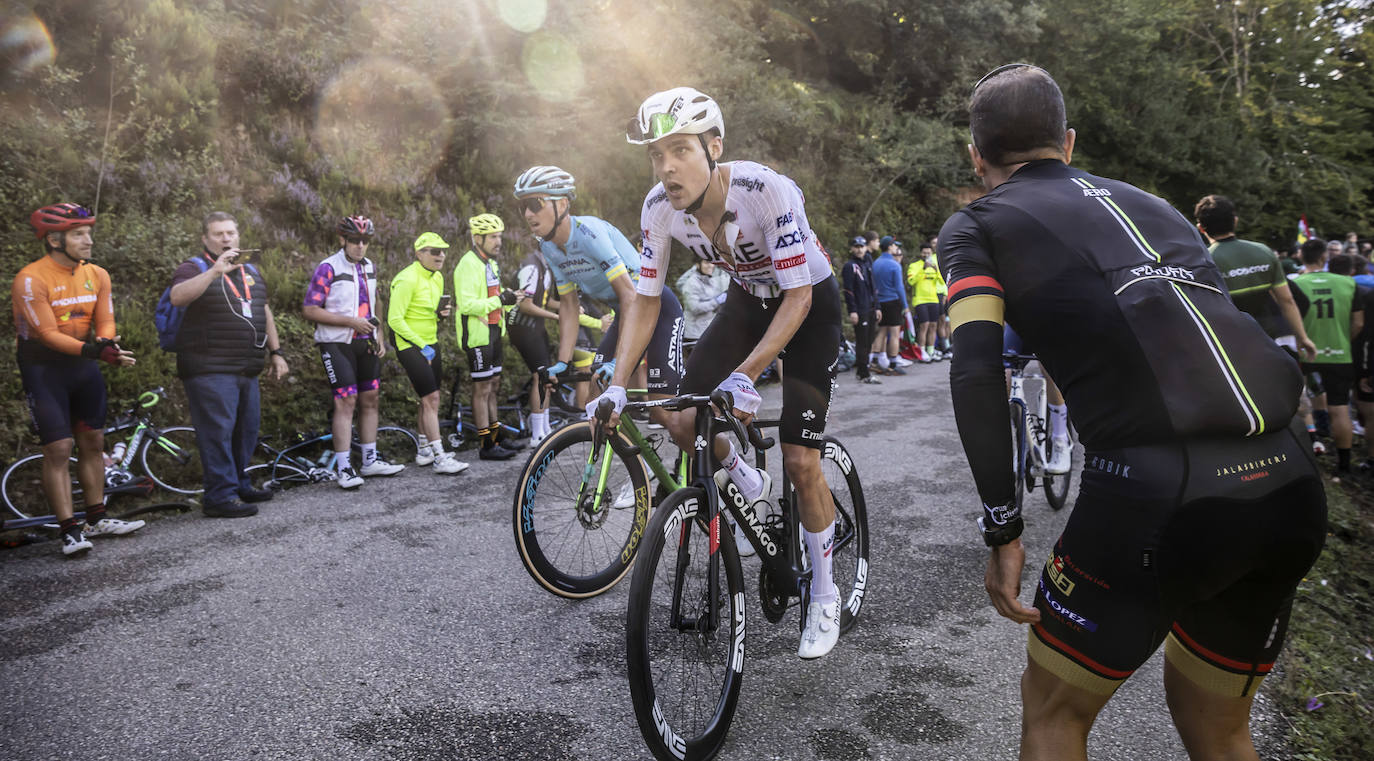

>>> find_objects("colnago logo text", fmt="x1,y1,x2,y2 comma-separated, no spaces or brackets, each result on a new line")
723,480,778,557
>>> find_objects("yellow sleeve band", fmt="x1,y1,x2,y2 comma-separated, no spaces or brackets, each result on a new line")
556,281,578,296
947,293,1004,332
604,264,628,281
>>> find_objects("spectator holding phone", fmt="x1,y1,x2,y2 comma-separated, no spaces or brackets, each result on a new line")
168,211,289,518
388,232,468,474
302,215,406,488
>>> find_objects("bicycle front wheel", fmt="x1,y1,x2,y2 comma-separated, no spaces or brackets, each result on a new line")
140,426,204,495
626,487,745,761
243,461,312,491
819,437,871,633
512,422,651,598
2,453,78,520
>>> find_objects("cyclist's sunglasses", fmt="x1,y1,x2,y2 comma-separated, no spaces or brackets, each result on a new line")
344,236,371,245
516,197,558,214
972,62,1042,93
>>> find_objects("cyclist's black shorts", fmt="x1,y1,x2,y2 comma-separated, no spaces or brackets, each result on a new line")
681,276,842,450
397,345,442,398
318,340,380,398
913,302,941,324
465,333,504,380
20,357,108,445
596,287,684,395
878,298,904,326
1028,416,1326,698
1301,362,1353,406
508,322,550,373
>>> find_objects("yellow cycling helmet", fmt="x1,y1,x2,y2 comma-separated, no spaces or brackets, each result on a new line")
469,213,505,236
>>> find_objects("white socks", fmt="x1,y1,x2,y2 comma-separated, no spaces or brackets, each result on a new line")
720,443,764,502
804,522,838,605
530,411,550,440
335,450,351,472
361,442,377,466
1050,403,1069,440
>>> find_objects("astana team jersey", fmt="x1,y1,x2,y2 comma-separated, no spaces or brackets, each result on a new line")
636,161,833,299
537,216,641,303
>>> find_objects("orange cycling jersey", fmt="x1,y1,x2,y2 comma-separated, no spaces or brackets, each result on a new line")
12,255,115,362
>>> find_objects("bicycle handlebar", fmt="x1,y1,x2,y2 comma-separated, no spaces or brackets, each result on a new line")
593,390,773,451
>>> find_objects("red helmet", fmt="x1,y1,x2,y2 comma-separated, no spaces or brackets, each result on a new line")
338,215,374,239
30,203,95,239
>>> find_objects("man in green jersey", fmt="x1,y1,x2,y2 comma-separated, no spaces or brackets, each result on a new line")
1194,195,1316,360
454,214,520,461
1294,238,1364,474
389,232,468,475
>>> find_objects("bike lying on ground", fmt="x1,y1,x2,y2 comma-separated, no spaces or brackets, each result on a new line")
621,391,870,761
246,426,420,490
2,387,201,521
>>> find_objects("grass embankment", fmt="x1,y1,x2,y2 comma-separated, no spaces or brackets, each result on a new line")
1272,474,1374,759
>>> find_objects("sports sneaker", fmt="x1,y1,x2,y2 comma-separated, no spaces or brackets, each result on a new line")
479,444,519,461
1354,419,1367,438
360,458,405,477
860,376,882,385
85,517,145,537
415,447,436,466
62,530,93,556
798,599,841,659
893,356,914,368
336,466,364,489
919,353,933,364
432,452,469,474
1045,437,1073,475
1312,439,1328,456
730,517,756,558
887,365,908,375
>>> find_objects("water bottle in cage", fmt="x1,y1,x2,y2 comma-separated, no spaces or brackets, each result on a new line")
111,441,128,463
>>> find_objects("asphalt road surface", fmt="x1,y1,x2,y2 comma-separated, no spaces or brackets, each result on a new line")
1,362,1291,760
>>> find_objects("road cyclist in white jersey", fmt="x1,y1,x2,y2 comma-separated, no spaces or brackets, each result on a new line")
591,86,846,659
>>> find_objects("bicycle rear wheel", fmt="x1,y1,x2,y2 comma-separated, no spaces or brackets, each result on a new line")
140,426,204,495
1043,434,1074,511
352,426,419,466
626,487,745,761
243,461,312,491
819,437,870,633
2,453,79,520
512,422,651,598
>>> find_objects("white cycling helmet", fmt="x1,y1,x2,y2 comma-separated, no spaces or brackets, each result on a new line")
513,165,576,199
625,87,724,145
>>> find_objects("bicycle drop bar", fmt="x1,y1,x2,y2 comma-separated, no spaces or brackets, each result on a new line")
596,392,774,451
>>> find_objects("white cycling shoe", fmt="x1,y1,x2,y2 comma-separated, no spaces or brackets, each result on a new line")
1045,437,1073,475
798,598,841,659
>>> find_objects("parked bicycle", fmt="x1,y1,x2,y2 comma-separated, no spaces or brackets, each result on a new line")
621,391,870,761
1005,352,1076,511
2,387,201,520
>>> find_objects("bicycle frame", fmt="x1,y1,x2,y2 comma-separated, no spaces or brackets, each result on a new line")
1008,358,1049,478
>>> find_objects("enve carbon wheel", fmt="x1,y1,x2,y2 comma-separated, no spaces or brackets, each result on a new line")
2,453,79,520
819,437,870,633
626,487,745,761
140,426,204,495
512,422,651,599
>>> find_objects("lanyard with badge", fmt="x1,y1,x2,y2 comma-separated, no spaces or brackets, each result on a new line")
206,252,254,318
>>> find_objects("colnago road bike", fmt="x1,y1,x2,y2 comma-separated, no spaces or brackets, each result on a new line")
622,391,869,761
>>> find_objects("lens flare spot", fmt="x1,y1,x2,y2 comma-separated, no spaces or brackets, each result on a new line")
313,57,452,190
521,32,583,102
1,14,56,77
498,0,547,33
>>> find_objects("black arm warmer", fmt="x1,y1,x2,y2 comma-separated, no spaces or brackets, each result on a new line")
948,320,1015,507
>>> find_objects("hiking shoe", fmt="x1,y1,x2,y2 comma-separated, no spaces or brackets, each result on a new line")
336,467,364,489
62,530,93,556
415,448,436,466
85,517,145,537
203,500,258,519
432,453,469,474
479,444,518,461
798,599,841,659
360,458,405,477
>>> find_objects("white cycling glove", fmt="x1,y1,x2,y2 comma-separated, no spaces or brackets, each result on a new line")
586,385,628,422
715,372,762,416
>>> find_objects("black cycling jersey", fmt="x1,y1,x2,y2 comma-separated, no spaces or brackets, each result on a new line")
939,159,1301,506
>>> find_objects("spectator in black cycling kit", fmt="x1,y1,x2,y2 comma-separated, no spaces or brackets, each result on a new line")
940,64,1325,761
841,235,881,384
13,203,142,555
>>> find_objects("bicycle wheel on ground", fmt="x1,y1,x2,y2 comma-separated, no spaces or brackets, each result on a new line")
353,426,419,465
1042,435,1074,511
139,426,204,495
818,437,870,633
243,461,312,491
626,486,745,761
2,453,79,520
512,422,651,598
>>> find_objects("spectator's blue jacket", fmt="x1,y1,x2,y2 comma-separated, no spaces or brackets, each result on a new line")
872,252,909,305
